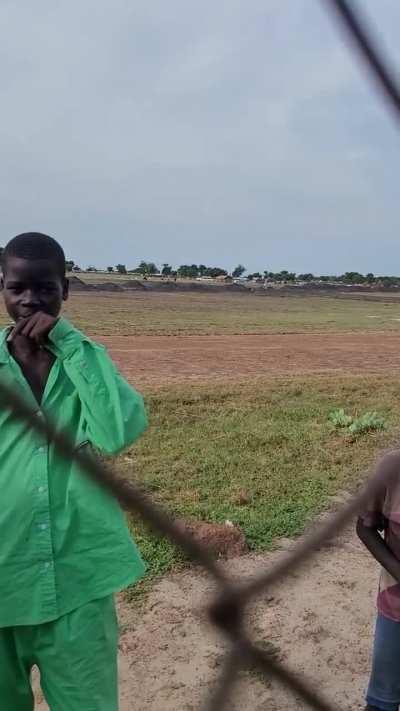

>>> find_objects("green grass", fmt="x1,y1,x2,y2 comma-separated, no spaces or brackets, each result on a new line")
1,292,400,336
121,374,400,591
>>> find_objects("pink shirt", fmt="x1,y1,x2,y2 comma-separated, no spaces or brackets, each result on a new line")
361,479,400,621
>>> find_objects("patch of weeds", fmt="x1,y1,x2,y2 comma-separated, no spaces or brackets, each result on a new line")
348,412,386,436
328,408,353,428
328,408,386,438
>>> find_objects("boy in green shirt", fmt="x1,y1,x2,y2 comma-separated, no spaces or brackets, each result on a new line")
0,232,147,710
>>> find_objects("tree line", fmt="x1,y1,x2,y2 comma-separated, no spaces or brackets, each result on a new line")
1,248,399,286
72,262,400,286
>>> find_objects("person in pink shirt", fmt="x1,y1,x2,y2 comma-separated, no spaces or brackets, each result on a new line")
358,452,400,711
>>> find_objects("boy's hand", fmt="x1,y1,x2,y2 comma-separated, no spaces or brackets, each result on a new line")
7,312,59,347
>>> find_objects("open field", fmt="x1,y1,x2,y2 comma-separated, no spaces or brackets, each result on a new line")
3,291,400,336
16,291,398,709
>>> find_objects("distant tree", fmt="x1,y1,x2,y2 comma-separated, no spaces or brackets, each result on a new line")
319,275,337,282
277,270,296,282
66,260,75,272
198,264,208,277
247,272,262,281
115,264,127,275
131,261,155,275
378,276,400,287
107,266,114,273
177,264,199,278
232,264,246,278
366,272,375,283
204,267,227,278
72,265,81,272
135,261,158,276
297,273,315,282
86,265,97,272
340,271,366,284
161,263,172,276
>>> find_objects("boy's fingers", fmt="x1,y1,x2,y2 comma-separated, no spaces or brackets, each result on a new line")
7,317,31,342
21,313,42,338
25,314,55,344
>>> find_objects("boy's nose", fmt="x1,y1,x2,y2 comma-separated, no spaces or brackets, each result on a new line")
22,290,41,305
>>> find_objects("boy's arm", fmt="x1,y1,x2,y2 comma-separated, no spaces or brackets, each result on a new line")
49,318,147,455
356,518,400,583
357,452,400,583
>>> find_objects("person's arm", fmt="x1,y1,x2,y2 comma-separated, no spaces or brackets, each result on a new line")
357,518,400,583
48,318,147,455
357,451,400,582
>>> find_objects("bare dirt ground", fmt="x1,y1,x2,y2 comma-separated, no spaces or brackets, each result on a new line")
36,522,378,710
100,331,400,387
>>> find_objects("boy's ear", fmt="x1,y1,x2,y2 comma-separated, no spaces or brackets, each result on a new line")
62,277,69,301
0,274,4,291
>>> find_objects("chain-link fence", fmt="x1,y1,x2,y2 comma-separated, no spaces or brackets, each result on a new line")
2,1,400,709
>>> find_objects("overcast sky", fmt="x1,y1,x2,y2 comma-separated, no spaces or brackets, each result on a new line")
0,1,399,274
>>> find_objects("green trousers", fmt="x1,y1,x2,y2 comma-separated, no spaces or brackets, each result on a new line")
0,596,118,711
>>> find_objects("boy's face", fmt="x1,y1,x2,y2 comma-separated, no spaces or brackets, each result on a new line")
1,257,69,323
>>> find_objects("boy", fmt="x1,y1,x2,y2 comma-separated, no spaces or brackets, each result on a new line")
357,452,400,711
0,232,147,710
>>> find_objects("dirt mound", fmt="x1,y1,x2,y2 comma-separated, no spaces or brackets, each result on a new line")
91,282,125,292
67,276,93,291
119,280,146,291
175,518,248,557
144,281,248,293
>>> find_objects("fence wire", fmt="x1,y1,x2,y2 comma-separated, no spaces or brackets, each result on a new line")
2,1,400,708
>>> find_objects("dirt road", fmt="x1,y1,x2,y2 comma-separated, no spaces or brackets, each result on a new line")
36,523,377,710
100,331,400,387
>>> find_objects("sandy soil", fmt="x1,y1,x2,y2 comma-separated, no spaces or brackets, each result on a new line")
99,331,400,387
35,521,378,710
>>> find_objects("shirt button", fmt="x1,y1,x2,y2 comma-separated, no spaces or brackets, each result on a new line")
37,447,45,453
38,486,45,493
44,562,51,570
39,524,48,531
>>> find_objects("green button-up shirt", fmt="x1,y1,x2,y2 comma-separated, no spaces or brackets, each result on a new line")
0,318,147,627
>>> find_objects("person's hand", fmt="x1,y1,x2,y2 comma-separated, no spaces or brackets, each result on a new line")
7,312,59,347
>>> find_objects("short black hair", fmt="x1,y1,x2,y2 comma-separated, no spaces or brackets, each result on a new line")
2,232,66,278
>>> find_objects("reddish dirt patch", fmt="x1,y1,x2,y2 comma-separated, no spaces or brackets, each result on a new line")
175,519,248,557
98,332,400,387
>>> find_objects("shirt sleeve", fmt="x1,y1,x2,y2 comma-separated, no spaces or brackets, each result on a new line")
48,318,148,455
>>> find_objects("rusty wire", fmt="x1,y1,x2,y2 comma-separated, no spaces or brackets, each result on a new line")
2,0,400,708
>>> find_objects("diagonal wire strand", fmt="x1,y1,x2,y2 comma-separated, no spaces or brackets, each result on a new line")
205,648,242,711
322,0,400,123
